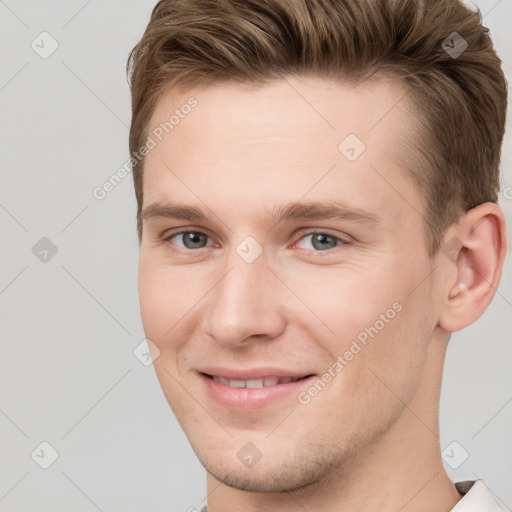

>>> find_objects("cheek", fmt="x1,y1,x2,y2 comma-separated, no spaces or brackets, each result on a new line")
350,298,431,417
138,255,220,357
138,262,165,336
291,265,398,345
301,261,430,388
138,257,192,344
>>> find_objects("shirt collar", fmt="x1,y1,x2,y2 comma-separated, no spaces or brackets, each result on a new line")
452,480,502,511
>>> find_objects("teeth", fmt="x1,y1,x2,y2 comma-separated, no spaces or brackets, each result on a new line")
212,375,303,388
246,379,264,388
263,376,279,386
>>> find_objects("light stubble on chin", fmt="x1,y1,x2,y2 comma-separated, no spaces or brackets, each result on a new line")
195,402,406,494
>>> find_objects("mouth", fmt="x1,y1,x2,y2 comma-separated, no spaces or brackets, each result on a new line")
198,369,317,410
201,373,314,388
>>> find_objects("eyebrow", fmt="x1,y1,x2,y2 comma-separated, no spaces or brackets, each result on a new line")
142,200,380,228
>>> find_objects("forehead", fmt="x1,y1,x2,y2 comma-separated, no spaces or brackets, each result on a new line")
148,75,413,154
143,76,422,232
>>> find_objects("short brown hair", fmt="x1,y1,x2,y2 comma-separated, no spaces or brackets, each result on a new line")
126,0,507,255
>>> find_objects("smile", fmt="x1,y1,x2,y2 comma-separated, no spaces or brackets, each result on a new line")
210,375,306,388
200,371,316,410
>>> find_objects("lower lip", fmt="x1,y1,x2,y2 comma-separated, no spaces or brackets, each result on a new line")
199,373,315,410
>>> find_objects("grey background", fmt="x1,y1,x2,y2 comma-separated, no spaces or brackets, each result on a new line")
0,1,511,511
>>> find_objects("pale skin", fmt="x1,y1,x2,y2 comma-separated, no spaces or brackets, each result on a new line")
137,76,507,512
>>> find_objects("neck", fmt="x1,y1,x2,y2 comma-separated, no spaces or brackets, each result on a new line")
205,330,463,512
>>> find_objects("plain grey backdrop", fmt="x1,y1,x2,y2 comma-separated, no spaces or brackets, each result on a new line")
1,1,511,511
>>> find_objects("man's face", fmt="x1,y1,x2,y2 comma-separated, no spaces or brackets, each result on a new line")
138,77,442,492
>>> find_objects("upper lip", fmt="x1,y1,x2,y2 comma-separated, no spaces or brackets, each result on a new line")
199,367,314,380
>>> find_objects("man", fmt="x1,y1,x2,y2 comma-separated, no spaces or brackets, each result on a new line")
126,1,508,511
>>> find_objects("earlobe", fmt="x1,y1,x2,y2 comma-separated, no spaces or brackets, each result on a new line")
438,203,507,333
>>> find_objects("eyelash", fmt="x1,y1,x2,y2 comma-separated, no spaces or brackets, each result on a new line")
163,229,349,255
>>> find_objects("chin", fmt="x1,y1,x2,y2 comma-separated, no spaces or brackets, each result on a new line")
202,461,326,493
192,436,354,494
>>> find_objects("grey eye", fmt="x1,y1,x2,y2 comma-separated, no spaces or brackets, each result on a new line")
297,233,340,251
174,231,209,249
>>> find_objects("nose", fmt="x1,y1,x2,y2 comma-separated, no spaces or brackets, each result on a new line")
202,249,286,348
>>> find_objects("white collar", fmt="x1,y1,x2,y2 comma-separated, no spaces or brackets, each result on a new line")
451,480,502,511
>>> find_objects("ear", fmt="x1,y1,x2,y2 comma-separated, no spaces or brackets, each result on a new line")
438,202,508,333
